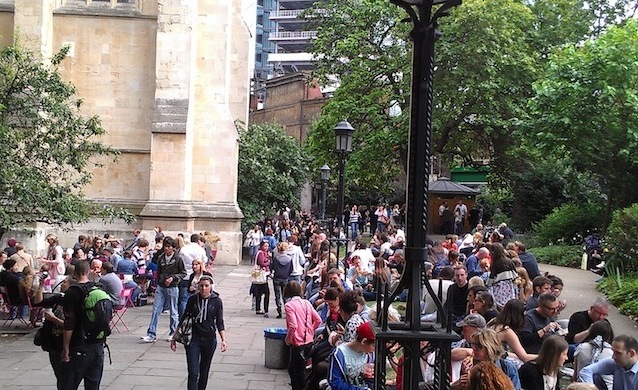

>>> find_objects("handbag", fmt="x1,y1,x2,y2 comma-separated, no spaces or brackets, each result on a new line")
173,315,193,346
249,266,268,284
243,236,251,248
33,327,45,347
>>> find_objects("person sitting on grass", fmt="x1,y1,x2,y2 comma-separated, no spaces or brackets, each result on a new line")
327,321,376,390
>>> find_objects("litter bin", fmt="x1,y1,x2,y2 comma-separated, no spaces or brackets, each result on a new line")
264,328,289,369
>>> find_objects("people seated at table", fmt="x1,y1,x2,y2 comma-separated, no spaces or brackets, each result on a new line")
117,250,138,280
98,262,123,304
19,265,45,305
0,259,23,306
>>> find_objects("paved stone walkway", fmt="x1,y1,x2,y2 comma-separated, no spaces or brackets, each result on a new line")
0,262,636,389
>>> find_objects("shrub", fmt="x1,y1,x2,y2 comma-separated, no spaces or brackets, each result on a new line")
597,271,638,318
531,203,603,246
528,245,582,268
605,203,638,272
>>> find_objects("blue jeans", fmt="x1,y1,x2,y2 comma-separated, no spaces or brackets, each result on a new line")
273,279,287,314
185,336,218,390
350,222,359,240
249,245,259,263
178,281,190,320
147,285,179,338
59,343,104,390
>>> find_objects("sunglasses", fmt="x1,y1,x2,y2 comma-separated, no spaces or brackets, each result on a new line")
470,342,485,350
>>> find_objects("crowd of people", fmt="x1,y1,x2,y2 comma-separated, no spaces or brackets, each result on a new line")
0,229,224,390
1,204,636,390
246,207,637,390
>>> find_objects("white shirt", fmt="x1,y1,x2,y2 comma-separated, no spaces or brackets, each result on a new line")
423,279,453,314
289,245,306,276
179,242,207,276
350,248,376,271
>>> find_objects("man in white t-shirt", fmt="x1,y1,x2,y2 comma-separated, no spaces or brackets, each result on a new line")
349,243,376,272
177,234,207,318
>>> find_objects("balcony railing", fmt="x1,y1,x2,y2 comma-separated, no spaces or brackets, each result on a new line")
269,31,317,40
270,9,304,18
270,8,327,18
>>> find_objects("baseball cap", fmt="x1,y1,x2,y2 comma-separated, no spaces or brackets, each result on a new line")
356,322,376,342
455,313,486,329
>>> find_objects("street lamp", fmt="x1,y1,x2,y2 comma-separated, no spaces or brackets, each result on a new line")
333,120,354,261
320,164,331,220
373,0,462,390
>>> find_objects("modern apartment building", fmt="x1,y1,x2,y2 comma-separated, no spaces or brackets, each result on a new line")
255,0,320,82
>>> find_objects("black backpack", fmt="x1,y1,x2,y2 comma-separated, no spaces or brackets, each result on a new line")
71,283,114,342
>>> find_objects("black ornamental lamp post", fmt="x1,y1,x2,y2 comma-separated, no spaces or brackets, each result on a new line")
320,164,331,220
374,0,462,389
334,120,354,263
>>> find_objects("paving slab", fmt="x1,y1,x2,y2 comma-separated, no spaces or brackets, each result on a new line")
0,262,636,390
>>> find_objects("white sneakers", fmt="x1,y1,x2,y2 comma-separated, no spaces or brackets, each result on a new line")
141,335,172,342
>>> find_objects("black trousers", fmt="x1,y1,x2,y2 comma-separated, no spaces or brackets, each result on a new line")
254,283,270,313
60,343,104,390
289,344,309,390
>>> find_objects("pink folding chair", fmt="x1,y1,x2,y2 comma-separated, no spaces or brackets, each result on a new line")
110,287,134,333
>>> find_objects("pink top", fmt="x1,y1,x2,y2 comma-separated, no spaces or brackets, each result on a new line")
257,250,270,272
285,296,322,347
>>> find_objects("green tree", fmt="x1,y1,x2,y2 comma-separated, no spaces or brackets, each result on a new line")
304,0,411,199
528,20,638,227
237,122,310,232
0,44,129,237
305,0,633,211
305,0,540,199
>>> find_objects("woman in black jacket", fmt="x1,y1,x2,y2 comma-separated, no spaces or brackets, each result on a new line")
518,335,568,390
171,275,227,390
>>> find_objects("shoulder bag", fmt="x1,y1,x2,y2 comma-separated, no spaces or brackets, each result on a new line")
249,265,268,284
173,314,193,346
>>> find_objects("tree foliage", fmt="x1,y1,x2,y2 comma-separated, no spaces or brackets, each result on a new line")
531,202,603,246
237,122,310,231
606,203,638,272
304,0,411,200
0,43,130,235
305,0,637,220
528,19,638,225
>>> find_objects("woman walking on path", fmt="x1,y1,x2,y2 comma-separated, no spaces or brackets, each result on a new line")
171,275,227,390
246,225,264,263
284,281,322,390
254,241,271,317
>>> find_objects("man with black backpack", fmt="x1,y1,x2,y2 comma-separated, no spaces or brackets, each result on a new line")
61,260,112,390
